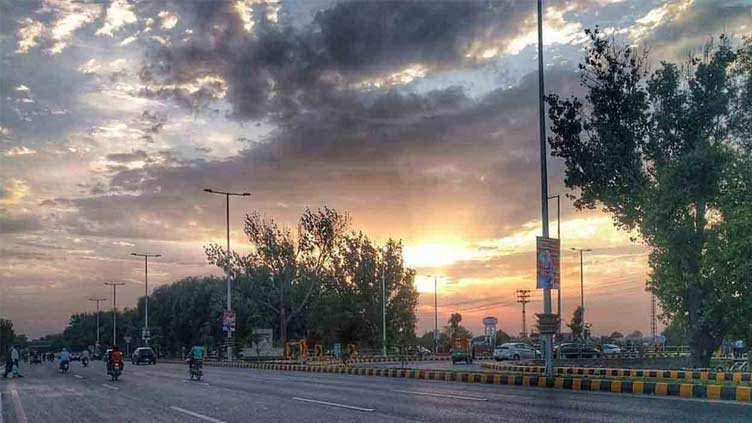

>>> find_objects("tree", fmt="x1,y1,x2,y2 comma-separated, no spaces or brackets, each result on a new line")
627,330,643,340
609,331,624,342
546,30,752,367
495,329,511,344
443,313,472,340
207,207,350,345
0,319,16,357
567,306,584,341
662,319,689,346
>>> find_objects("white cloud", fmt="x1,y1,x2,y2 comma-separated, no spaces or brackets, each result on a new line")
4,146,37,157
629,0,694,42
15,1,102,55
96,0,138,37
16,85,30,92
158,11,179,30
15,18,44,54
78,58,128,75
120,35,138,46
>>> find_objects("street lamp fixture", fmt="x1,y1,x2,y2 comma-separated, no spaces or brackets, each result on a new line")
204,187,252,361
131,252,161,345
570,247,592,326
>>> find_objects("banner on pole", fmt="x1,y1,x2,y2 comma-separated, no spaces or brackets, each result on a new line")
222,310,236,333
536,236,560,289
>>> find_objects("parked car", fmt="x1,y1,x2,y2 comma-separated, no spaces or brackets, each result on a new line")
131,347,157,365
493,343,540,361
555,343,601,359
601,344,622,355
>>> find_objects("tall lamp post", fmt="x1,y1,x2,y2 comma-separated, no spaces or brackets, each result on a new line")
425,275,441,353
571,248,592,324
88,297,107,351
131,252,161,345
203,188,251,361
547,194,561,333
536,0,554,376
104,282,125,346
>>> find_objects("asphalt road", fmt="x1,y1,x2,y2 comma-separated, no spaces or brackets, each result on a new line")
1,360,749,423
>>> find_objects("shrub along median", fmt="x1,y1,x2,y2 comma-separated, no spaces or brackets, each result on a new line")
162,359,751,403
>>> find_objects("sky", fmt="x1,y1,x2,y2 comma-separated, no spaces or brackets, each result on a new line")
1,0,751,339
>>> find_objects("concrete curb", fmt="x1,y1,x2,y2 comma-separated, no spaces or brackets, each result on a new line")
162,360,751,403
481,363,752,384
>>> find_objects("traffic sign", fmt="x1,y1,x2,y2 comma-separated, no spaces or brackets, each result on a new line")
222,310,236,333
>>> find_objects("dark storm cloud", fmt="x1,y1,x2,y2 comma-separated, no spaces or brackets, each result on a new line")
56,67,578,242
137,0,533,121
0,214,42,234
106,150,149,163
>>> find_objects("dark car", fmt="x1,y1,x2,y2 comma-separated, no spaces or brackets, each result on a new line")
131,347,157,365
555,343,601,359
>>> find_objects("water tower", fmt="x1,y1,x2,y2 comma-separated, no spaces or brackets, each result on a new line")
483,316,498,347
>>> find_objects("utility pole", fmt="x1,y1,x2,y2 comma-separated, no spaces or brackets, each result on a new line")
536,0,554,377
203,188,251,361
516,290,531,338
571,248,591,324
131,252,161,345
382,271,387,357
651,290,657,345
88,297,107,350
104,283,125,346
548,194,561,334
434,276,438,353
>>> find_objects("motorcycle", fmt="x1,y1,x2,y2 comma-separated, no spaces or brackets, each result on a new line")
108,361,123,381
59,361,69,374
82,357,89,367
187,360,203,381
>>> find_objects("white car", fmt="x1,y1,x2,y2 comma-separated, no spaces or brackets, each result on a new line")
493,343,540,361
601,344,622,355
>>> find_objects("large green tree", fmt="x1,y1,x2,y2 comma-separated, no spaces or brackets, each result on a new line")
547,30,752,366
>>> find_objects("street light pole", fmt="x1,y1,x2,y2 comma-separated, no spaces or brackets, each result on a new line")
536,0,554,377
88,297,106,350
104,283,125,346
382,271,387,357
571,247,592,324
548,194,561,334
434,276,438,353
131,252,161,345
204,188,251,361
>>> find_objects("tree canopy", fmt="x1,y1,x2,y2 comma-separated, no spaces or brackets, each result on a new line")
547,30,752,366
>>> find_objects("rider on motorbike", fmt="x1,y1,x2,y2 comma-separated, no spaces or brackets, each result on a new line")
188,345,204,373
81,349,90,366
59,348,70,372
107,345,124,375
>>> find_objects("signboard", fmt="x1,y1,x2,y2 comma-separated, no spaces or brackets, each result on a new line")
141,329,150,340
222,310,236,333
536,236,560,289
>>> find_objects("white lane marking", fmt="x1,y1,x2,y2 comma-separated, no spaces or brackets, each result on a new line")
392,389,487,401
74,375,84,379
10,389,28,423
169,406,227,423
292,397,375,412
101,384,119,390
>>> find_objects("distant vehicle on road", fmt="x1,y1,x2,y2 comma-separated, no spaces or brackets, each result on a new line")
601,344,622,355
493,343,540,361
131,347,157,365
451,337,473,364
555,343,601,359
70,352,81,361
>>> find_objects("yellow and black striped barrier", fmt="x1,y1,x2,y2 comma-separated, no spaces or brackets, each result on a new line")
163,359,751,403
481,363,752,384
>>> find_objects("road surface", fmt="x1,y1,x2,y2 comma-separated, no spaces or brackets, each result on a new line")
1,360,749,422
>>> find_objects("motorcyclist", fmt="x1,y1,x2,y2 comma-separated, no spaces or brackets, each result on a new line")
188,345,204,373
107,345,124,375
81,349,90,366
59,348,70,372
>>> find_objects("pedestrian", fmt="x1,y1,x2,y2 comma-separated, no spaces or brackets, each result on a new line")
11,345,23,377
